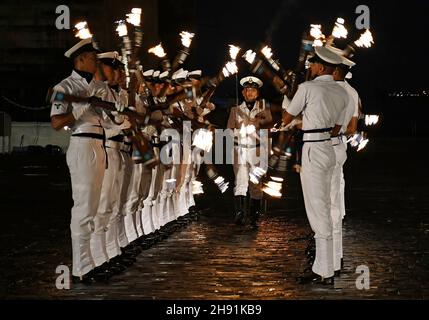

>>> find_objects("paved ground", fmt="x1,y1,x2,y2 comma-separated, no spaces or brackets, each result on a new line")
0,138,428,299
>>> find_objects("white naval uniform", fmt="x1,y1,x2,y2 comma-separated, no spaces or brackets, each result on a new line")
51,71,106,277
283,75,348,278
330,80,359,271
227,100,271,200
121,93,148,243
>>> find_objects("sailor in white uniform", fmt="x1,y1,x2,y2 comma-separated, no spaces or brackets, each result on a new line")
326,46,360,276
50,38,109,283
282,46,349,285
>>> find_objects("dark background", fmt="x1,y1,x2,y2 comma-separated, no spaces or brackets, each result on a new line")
0,0,428,136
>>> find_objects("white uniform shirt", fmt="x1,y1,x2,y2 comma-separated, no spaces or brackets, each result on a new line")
335,80,359,133
234,100,266,146
51,71,104,133
282,75,348,131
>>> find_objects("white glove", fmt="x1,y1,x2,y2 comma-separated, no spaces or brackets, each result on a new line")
115,101,126,112
119,119,132,130
72,104,90,120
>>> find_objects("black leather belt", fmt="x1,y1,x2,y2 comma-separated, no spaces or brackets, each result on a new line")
302,127,332,133
234,142,261,148
72,133,105,140
108,134,124,142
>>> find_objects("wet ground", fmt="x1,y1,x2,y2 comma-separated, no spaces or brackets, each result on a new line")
0,137,428,300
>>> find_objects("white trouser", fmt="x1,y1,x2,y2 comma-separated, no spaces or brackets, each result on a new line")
158,165,178,226
122,163,142,243
67,137,105,277
233,146,263,200
105,149,125,260
331,141,348,271
117,152,133,248
300,141,336,278
142,162,163,233
90,146,122,266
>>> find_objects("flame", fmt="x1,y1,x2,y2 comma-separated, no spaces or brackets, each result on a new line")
192,129,213,153
148,43,166,58
229,45,241,60
116,21,128,37
310,24,324,40
214,176,229,193
243,50,256,64
332,17,348,39
313,39,324,47
357,138,369,151
354,29,374,48
261,45,273,59
222,61,238,77
192,180,204,195
249,166,267,184
365,115,379,126
126,8,142,26
180,31,195,48
74,21,92,39
271,176,284,182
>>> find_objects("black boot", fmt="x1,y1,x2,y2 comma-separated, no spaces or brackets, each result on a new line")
249,198,261,229
234,196,246,225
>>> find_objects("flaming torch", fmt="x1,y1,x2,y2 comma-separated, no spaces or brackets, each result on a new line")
116,20,131,88
309,24,325,47
148,42,172,72
206,164,229,193
74,21,92,39
326,17,348,46
171,31,195,72
343,29,374,58
242,49,292,96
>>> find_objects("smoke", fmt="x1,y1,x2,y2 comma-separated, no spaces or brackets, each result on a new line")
265,0,299,43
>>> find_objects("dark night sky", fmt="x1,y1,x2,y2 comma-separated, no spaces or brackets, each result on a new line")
1,0,428,134
191,0,428,98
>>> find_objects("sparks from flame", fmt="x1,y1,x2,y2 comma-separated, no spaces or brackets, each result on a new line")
332,17,348,39
180,31,195,48
261,45,273,59
229,45,241,60
354,29,374,48
313,39,324,47
74,21,92,39
243,50,256,64
148,43,167,58
126,8,142,26
116,21,128,37
222,61,238,77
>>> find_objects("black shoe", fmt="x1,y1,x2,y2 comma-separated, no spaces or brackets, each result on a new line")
107,260,127,273
334,270,341,277
234,211,245,225
92,265,113,279
72,273,97,285
249,198,261,229
297,271,334,285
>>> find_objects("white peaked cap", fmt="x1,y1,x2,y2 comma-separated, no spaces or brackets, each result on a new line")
143,69,154,77
64,38,98,58
172,69,188,80
188,70,202,77
311,46,344,65
159,71,169,79
97,51,119,59
325,45,356,67
240,76,263,88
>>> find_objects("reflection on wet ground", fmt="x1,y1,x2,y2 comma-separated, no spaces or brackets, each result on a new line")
0,138,428,299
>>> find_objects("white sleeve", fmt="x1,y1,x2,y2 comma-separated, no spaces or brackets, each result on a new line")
281,95,291,110
285,85,306,116
335,98,347,126
50,84,71,117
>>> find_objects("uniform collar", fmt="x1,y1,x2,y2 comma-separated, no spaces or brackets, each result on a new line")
314,74,334,82
71,69,93,84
